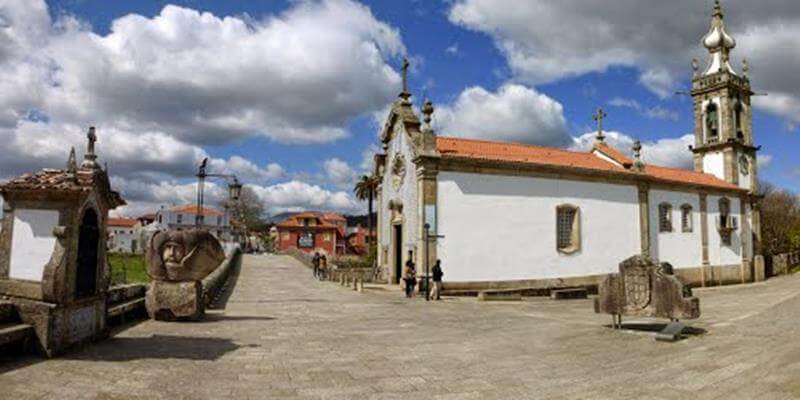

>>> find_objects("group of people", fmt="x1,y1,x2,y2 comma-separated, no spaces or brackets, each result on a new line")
311,252,328,280
402,250,443,301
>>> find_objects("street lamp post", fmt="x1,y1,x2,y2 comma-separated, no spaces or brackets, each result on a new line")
195,157,243,234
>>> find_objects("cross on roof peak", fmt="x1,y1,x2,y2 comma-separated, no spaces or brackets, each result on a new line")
593,107,608,142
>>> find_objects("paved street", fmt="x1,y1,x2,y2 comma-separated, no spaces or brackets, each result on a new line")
2,254,800,399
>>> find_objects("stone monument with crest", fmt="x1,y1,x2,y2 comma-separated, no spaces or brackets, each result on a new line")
594,255,700,330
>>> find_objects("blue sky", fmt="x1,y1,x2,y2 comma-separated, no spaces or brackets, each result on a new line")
1,0,797,216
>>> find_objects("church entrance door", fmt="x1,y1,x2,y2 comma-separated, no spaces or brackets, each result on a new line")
393,224,402,284
75,208,99,299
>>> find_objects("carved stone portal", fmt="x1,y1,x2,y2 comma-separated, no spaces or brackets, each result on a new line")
594,255,700,325
145,229,224,321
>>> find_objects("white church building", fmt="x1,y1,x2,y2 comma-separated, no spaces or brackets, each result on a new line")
375,1,762,292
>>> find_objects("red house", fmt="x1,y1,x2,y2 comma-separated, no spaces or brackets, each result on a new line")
276,212,346,255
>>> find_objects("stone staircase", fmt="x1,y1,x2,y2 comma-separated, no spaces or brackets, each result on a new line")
0,300,33,350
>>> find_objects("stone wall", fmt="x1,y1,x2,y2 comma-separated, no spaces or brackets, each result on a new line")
283,248,377,283
771,251,800,276
202,246,242,307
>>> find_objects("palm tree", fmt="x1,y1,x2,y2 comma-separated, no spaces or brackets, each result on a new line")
354,174,378,246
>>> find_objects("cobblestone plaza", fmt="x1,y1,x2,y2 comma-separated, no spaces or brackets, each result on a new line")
2,254,800,399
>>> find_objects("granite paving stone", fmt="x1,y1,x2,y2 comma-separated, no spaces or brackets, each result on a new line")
2,254,800,399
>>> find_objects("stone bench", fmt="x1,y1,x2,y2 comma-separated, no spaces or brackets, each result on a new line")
550,288,588,300
0,322,33,347
108,297,146,319
477,290,522,302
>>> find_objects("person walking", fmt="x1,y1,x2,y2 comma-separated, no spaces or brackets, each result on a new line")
312,252,321,278
319,254,328,281
431,259,443,301
403,250,417,298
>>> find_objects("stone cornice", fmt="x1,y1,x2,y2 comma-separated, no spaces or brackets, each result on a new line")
690,139,759,154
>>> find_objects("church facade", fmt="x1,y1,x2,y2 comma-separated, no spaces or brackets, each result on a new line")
374,1,763,291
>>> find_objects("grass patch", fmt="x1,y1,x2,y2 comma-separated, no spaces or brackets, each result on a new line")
108,253,149,284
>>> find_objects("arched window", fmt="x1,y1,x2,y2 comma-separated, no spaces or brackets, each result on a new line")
658,203,673,233
680,204,693,233
705,102,719,140
556,204,580,254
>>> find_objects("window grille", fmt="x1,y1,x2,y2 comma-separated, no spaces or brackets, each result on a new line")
659,203,672,232
681,204,693,233
556,205,580,253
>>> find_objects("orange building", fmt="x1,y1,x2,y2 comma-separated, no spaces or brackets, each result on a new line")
275,212,346,255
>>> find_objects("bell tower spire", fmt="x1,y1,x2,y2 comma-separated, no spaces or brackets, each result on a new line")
690,0,758,193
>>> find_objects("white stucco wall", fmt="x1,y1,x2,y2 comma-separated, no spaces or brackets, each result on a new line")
107,227,137,253
649,190,702,269
9,209,59,281
703,151,725,181
436,172,640,282
707,194,743,265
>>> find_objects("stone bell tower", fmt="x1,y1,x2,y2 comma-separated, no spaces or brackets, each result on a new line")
691,0,758,193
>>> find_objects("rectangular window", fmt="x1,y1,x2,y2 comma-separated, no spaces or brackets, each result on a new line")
177,214,183,224
681,204,693,233
556,205,580,254
659,203,672,233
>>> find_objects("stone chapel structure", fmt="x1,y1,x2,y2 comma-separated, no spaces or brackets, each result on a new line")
0,128,125,355
374,1,763,292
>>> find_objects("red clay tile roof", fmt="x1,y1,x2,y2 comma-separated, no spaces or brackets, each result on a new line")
0,168,126,207
276,211,345,236
108,218,137,228
436,136,743,191
171,204,223,217
593,142,633,167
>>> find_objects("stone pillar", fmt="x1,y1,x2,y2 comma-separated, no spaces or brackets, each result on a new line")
699,193,710,287
417,164,438,282
739,196,750,283
637,184,650,260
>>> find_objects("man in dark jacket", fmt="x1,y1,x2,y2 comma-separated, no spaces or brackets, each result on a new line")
431,259,443,300
403,250,416,298
312,252,321,277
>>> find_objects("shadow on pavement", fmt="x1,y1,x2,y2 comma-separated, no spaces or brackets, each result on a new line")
202,314,276,322
605,322,707,336
64,334,244,362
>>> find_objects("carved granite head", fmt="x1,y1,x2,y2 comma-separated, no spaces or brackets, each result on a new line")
146,229,225,282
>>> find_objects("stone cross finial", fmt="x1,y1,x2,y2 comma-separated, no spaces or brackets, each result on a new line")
81,126,99,169
713,0,722,17
633,140,645,171
593,107,607,142
401,57,410,94
422,98,434,131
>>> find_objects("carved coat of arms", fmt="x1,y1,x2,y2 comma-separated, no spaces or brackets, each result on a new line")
624,267,651,309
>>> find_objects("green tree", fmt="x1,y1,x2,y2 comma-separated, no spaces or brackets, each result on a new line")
224,185,266,232
758,181,800,256
354,174,378,248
